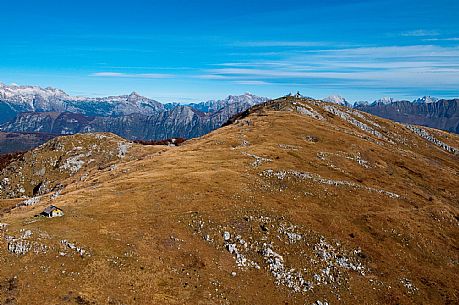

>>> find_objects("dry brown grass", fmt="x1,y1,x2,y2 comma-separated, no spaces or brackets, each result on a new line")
0,97,458,304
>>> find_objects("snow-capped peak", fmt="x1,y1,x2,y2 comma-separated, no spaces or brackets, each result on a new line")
0,82,269,117
0,82,165,114
323,95,349,106
225,93,268,105
126,91,149,104
413,96,439,104
129,91,141,98
0,82,69,101
374,97,397,105
183,93,268,113
0,83,71,111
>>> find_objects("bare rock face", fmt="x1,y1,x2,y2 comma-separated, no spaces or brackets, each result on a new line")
355,99,459,134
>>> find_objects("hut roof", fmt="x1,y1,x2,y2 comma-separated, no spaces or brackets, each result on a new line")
42,205,61,214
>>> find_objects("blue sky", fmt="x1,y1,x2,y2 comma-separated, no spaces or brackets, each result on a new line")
1,0,458,102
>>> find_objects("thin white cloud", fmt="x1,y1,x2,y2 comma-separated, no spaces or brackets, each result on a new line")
235,41,327,47
92,44,459,93
400,30,439,37
204,45,459,89
91,72,174,79
195,74,231,80
233,80,270,85
313,45,459,58
424,37,459,41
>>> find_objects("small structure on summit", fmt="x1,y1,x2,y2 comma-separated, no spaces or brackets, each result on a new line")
41,205,64,218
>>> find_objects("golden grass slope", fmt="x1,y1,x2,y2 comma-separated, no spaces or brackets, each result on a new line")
0,96,458,305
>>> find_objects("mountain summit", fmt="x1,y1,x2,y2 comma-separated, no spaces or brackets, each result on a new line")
413,96,439,104
322,95,350,106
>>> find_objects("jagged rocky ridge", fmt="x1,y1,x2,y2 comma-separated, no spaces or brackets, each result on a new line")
354,99,459,134
321,95,459,134
0,83,268,141
0,101,262,140
0,83,164,120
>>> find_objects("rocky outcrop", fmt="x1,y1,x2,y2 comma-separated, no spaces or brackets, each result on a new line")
0,133,132,199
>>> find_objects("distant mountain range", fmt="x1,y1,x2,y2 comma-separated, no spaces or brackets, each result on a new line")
0,84,164,123
324,95,441,107
0,83,268,147
323,95,459,134
0,82,458,155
